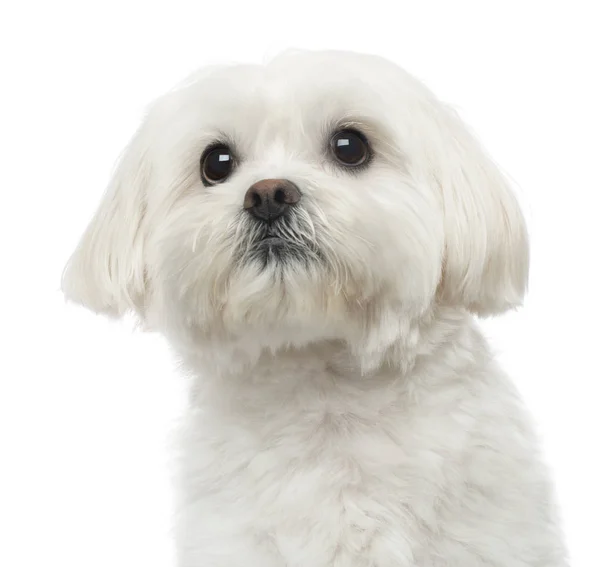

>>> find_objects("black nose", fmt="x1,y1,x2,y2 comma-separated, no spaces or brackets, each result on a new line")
243,179,301,221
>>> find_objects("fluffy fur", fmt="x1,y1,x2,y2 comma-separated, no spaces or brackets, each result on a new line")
62,50,567,566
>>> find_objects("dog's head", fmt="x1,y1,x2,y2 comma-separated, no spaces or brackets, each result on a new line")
63,50,528,363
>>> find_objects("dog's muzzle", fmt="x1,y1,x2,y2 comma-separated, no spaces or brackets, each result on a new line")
234,181,319,268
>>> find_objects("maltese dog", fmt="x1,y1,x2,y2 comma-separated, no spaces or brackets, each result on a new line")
63,50,567,566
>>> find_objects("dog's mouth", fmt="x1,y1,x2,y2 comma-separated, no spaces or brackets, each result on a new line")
254,232,294,261
231,207,324,271
259,234,285,245
236,217,318,268
254,220,293,247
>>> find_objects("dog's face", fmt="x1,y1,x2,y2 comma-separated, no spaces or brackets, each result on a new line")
63,51,528,362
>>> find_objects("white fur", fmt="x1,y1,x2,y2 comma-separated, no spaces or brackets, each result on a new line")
62,50,567,566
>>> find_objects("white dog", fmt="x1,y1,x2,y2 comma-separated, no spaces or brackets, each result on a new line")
62,50,567,566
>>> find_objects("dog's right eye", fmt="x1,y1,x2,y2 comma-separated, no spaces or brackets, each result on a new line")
201,144,235,185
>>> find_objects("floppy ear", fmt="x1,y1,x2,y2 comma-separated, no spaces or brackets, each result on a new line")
62,123,152,317
432,105,529,316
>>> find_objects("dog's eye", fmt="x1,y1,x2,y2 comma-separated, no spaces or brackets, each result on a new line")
330,129,370,167
201,144,235,184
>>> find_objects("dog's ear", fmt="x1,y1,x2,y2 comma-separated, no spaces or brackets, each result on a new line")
62,122,152,317
431,105,529,316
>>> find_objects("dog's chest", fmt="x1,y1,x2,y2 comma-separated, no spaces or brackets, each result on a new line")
177,367,470,566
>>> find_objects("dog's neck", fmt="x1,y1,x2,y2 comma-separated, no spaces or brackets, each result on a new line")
178,306,480,413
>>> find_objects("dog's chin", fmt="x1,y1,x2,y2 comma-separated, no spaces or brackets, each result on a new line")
208,252,351,343
229,244,330,322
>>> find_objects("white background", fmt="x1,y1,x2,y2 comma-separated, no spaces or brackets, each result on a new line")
1,1,598,566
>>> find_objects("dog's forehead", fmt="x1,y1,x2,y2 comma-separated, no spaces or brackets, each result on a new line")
263,53,401,109
153,52,423,158
181,53,407,128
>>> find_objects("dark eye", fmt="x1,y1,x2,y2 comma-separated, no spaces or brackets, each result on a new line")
200,144,235,184
330,129,370,167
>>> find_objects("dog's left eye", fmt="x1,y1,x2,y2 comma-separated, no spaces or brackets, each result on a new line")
330,129,370,167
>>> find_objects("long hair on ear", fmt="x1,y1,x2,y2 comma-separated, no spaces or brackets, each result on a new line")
428,103,529,316
61,121,152,317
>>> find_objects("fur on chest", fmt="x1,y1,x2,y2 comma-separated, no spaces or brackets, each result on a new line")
176,355,476,547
